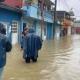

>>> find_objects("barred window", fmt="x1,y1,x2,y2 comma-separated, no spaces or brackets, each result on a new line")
11,21,18,33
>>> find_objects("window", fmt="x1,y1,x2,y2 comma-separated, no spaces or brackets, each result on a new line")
11,21,18,33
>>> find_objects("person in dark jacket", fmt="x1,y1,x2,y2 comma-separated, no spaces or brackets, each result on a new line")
0,23,12,80
23,28,42,63
21,27,28,49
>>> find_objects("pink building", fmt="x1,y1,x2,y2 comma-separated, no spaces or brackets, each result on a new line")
3,0,23,8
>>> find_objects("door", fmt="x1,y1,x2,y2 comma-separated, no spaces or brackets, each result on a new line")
23,23,27,30
36,21,46,40
47,23,53,39
36,22,41,36
68,27,71,36
55,26,60,38
11,21,18,45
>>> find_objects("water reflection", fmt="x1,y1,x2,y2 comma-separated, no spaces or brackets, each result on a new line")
4,35,80,80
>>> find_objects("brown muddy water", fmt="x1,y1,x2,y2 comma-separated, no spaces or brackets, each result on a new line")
3,35,80,80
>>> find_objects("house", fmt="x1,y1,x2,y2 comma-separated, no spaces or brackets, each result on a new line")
54,11,73,37
0,0,54,46
21,0,54,40
0,1,22,44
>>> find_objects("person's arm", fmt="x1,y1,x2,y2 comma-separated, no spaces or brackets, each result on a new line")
5,38,12,52
37,36,42,50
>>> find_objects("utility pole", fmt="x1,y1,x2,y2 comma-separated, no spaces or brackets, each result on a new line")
40,0,44,39
53,0,57,38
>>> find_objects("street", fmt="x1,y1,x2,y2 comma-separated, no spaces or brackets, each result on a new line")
3,35,80,80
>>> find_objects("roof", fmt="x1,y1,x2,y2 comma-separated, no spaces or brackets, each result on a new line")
53,11,71,21
56,11,70,15
0,2,22,13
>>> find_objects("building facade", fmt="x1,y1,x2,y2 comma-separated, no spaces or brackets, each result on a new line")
55,11,73,37
0,1,22,44
21,0,54,40
0,0,55,45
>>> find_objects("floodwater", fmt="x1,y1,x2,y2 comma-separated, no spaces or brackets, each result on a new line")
3,35,80,80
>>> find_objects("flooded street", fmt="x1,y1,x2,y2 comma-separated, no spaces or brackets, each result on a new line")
3,35,80,80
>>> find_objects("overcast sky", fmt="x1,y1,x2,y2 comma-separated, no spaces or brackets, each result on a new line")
51,0,80,20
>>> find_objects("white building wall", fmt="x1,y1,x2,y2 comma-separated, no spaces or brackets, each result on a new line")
68,26,71,36
73,22,80,27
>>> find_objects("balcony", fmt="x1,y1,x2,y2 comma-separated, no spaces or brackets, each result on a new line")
44,10,53,23
22,4,53,23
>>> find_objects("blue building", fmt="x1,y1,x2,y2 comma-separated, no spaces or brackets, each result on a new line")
0,3,22,44
0,0,55,46
21,0,54,40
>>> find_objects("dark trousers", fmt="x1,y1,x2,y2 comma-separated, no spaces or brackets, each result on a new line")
25,57,37,63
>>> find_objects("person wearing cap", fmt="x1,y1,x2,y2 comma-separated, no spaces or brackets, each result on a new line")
0,23,12,80
23,27,42,63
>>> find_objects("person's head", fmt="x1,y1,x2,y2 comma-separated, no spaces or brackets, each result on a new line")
23,27,29,35
0,23,6,34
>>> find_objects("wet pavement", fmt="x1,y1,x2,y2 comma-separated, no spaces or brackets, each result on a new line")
3,35,80,80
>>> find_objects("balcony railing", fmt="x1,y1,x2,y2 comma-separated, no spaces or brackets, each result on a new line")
22,4,53,23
